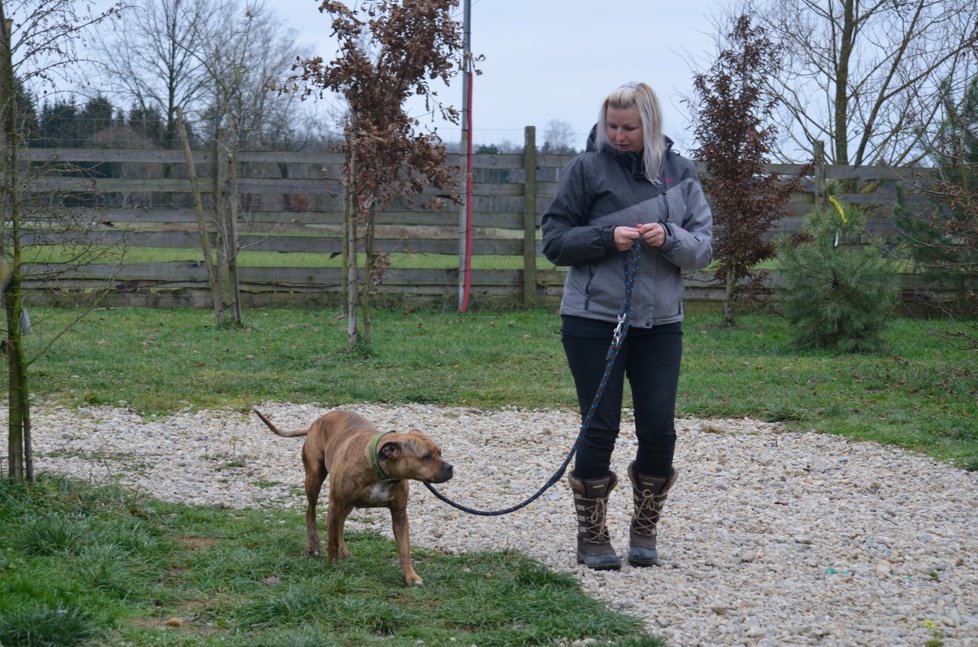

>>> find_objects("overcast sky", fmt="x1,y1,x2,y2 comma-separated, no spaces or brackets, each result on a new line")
79,0,725,152
268,0,725,153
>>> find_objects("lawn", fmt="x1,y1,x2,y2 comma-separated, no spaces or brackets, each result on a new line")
2,304,974,646
20,305,978,469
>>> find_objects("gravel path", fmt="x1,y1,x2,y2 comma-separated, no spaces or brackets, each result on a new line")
23,401,978,646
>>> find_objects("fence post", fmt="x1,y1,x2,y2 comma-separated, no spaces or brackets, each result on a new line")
813,140,826,209
522,126,537,307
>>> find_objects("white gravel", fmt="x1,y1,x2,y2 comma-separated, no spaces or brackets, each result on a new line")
20,401,978,646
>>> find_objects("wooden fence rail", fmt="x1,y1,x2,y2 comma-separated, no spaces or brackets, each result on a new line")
11,130,940,310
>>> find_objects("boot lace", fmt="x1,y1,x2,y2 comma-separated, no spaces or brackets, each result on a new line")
577,496,610,542
632,485,666,537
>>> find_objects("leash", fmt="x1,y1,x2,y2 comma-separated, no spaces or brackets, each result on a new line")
424,243,642,516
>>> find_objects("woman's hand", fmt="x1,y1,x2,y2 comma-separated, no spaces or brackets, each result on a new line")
615,223,666,251
613,225,641,251
637,222,666,248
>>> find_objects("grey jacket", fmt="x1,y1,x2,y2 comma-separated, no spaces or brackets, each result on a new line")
541,139,713,328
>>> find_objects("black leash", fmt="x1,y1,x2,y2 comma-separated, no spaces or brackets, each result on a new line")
424,243,641,516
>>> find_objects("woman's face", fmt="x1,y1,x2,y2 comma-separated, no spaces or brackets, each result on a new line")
605,106,643,153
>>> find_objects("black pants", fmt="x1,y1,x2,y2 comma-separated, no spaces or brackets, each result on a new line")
561,316,682,480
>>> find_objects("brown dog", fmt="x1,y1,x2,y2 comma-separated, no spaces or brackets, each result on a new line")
253,408,453,586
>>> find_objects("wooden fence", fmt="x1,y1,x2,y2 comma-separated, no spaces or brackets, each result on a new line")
13,128,939,310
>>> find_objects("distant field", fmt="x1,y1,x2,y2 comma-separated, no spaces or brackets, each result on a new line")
24,246,559,270
25,245,775,272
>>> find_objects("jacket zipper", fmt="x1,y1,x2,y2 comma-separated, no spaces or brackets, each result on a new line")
584,265,595,310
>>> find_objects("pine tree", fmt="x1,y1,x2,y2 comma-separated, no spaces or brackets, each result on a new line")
894,75,978,329
776,192,900,352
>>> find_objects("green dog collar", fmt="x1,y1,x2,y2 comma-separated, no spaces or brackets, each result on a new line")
369,431,398,481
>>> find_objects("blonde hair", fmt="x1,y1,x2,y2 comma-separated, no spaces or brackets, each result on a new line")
595,82,665,184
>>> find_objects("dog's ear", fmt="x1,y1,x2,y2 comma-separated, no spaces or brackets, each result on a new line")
378,441,403,461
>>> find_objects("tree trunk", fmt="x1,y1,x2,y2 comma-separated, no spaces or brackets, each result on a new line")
176,107,224,324
224,130,242,326
214,128,233,322
362,205,375,346
723,264,738,327
3,276,31,482
344,149,359,349
834,0,855,167
0,11,32,482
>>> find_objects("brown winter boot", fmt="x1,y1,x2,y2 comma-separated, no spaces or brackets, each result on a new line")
627,462,678,567
567,472,621,571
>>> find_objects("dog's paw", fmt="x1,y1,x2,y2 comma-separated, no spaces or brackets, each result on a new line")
404,574,423,587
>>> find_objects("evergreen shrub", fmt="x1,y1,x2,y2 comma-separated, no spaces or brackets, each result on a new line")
775,196,900,352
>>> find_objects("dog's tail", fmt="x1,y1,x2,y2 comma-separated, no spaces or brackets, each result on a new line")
253,408,309,438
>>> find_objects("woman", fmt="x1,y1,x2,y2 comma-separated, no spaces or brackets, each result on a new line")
541,82,713,570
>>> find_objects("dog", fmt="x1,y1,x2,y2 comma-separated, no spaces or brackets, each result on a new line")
253,408,453,586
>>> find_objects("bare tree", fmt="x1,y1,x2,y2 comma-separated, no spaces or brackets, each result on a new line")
98,0,319,327
95,0,210,147
287,0,464,348
6,0,122,97
1,0,119,482
97,0,316,148
195,0,316,148
759,0,978,165
542,118,576,153
188,1,315,325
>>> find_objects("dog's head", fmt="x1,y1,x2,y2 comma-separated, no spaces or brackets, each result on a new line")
377,431,453,483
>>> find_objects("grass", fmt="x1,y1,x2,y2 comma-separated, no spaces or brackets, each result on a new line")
22,305,978,469
0,476,661,647
25,245,557,270
4,304,976,645
680,314,978,468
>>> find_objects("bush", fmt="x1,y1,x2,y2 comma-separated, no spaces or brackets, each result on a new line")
775,198,900,352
